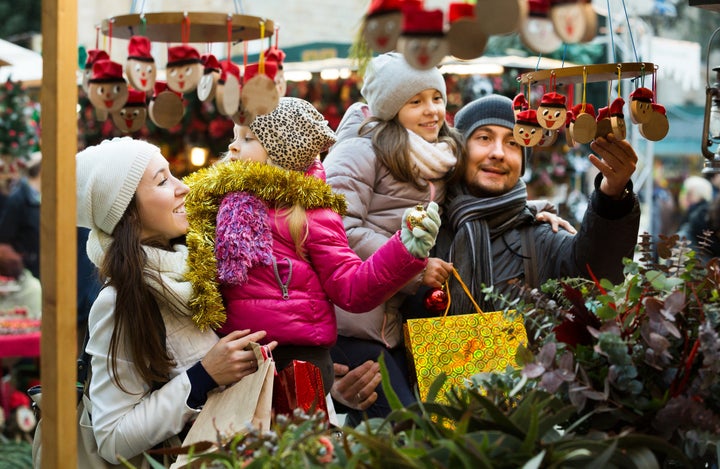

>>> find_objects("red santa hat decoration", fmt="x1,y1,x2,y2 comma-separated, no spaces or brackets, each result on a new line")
513,109,543,147
165,45,203,94
396,8,448,70
87,59,129,113
197,53,222,102
125,36,156,92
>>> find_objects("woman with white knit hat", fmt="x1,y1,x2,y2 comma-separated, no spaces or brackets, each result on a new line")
75,137,275,465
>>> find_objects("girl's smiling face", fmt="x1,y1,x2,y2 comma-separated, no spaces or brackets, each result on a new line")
397,88,446,143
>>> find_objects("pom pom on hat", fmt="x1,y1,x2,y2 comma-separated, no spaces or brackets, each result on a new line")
448,2,475,22
201,54,221,72
249,97,337,173
402,8,445,36
572,102,595,117
167,45,201,67
361,52,446,120
76,137,159,235
85,49,110,69
125,88,147,106
244,62,278,83
90,59,125,83
128,36,153,61
454,94,516,141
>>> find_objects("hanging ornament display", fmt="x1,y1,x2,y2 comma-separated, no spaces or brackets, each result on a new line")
396,8,448,71
549,0,597,44
166,45,203,94
570,102,596,145
536,90,567,131
639,103,669,142
148,81,184,129
125,36,156,92
362,0,404,54
519,0,563,55
111,88,147,133
594,106,613,140
197,53,221,102
474,0,523,36
609,97,626,140
242,61,280,118
82,49,110,93
629,87,655,124
446,2,487,60
87,59,129,113
537,128,559,148
514,109,543,147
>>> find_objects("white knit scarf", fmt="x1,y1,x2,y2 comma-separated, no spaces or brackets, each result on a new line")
406,129,457,181
86,229,193,317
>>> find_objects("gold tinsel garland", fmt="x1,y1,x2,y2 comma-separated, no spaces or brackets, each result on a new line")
183,161,347,330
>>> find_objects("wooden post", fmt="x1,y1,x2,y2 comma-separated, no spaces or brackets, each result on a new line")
40,0,78,466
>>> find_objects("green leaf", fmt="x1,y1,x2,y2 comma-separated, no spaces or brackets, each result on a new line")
521,450,546,469
378,353,403,411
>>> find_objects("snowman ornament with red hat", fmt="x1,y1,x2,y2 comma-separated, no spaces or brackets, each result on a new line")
536,91,567,131
166,45,203,94
396,7,448,70
362,0,404,53
125,36,156,92
197,53,221,102
111,88,147,133
87,59,129,114
513,109,543,147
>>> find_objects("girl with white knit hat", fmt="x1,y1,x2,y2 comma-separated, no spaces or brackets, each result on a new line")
183,97,440,399
75,137,274,465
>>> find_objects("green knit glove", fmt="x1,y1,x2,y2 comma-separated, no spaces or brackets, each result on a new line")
400,201,440,258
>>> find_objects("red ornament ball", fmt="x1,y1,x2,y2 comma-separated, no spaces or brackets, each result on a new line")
424,287,449,313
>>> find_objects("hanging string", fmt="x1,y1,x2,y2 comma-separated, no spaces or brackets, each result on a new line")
606,0,616,63
616,64,622,97
226,15,233,64
107,19,114,56
233,0,244,14
620,0,639,62
549,71,556,93
561,44,568,68
140,14,146,37
535,54,542,72
274,25,279,49
258,21,266,75
639,63,645,89
243,41,248,80
653,65,658,100
94,25,101,50
181,13,191,44
581,67,587,113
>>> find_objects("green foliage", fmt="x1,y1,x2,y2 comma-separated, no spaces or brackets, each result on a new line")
0,434,32,468
0,79,40,160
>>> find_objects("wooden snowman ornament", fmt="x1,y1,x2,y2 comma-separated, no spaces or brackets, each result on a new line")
87,59,129,114
111,88,147,133
197,54,221,102
537,128,559,148
396,8,448,70
215,61,241,117
165,45,203,94
536,91,567,130
362,0,404,54
549,0,597,44
629,87,654,124
609,97,626,140
519,0,563,54
639,103,670,141
563,108,575,147
82,49,109,93
595,106,613,139
242,61,280,117
125,36,156,92
570,102,596,144
265,46,287,97
447,2,487,60
148,81,184,129
513,109,543,147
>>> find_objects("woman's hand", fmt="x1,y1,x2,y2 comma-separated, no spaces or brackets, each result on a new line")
202,329,278,386
421,257,454,288
330,361,382,411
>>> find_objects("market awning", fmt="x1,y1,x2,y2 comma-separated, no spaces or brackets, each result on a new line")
0,38,43,86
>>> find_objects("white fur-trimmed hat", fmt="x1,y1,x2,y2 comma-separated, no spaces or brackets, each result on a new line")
361,52,447,121
76,137,158,235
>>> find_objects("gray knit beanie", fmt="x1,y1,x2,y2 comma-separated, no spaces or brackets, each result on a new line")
454,94,516,141
76,137,158,235
250,97,337,173
361,52,447,121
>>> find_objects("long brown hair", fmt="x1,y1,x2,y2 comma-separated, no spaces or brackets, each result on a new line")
359,116,461,190
100,198,176,393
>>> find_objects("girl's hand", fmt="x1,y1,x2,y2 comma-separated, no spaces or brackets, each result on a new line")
421,257,454,288
202,329,277,386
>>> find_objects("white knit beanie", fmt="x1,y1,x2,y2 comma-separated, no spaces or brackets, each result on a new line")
361,52,447,121
76,137,158,235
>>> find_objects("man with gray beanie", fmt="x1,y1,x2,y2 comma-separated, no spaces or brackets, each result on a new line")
424,94,641,315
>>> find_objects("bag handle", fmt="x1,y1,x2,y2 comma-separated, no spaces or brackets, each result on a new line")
443,267,484,317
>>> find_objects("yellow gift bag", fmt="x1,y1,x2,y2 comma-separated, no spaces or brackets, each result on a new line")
404,268,528,402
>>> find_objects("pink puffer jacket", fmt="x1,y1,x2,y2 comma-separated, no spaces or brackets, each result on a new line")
218,205,426,347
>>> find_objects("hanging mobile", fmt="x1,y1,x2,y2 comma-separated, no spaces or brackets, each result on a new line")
639,66,669,141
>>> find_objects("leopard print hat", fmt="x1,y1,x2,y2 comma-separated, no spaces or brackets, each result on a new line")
249,97,337,172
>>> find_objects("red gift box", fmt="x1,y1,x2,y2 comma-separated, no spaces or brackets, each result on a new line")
272,360,328,420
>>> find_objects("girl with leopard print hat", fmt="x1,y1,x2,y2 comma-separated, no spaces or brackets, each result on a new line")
183,97,441,403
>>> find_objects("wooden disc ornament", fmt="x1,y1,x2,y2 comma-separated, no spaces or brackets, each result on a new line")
215,61,241,117
197,54,221,102
166,45,203,94
629,87,654,124
396,8,449,70
513,109,543,147
537,128,559,148
125,36,156,92
87,59,129,113
242,62,280,117
475,0,522,36
549,0,597,44
639,104,669,141
447,3,488,60
570,103,596,145
609,97,626,140
362,1,403,54
536,91,567,130
519,0,562,54
595,106,613,140
148,81,184,129
111,88,147,133
564,109,575,147
265,46,287,97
